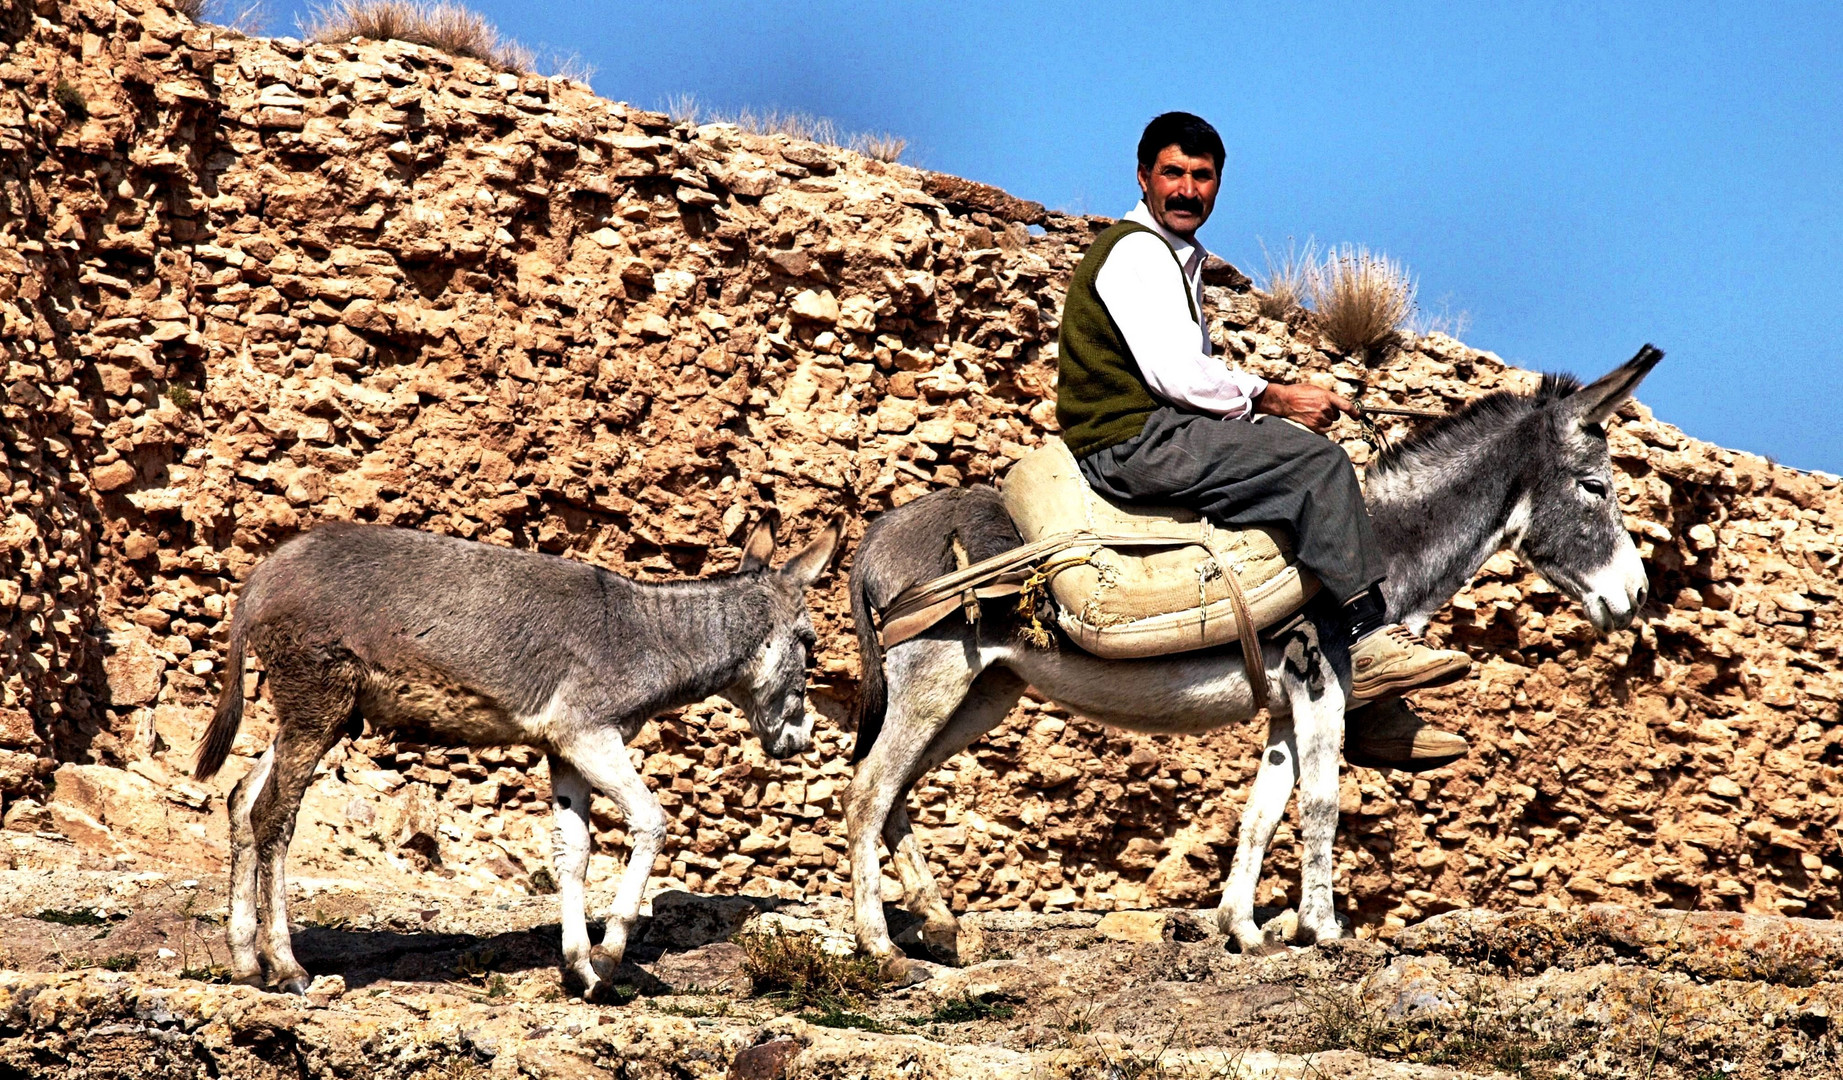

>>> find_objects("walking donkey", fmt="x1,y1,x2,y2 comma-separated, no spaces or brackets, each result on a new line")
194,517,840,1001
847,348,1660,979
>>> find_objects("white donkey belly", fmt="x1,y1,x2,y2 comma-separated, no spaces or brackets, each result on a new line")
994,644,1266,734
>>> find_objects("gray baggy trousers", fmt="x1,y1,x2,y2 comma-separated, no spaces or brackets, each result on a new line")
1075,407,1384,603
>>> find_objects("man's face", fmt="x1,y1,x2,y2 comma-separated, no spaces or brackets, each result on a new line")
1136,144,1220,240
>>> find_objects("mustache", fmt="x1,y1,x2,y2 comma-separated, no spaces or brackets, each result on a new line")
1164,196,1205,214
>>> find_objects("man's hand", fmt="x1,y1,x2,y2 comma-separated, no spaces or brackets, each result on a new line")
1252,383,1356,433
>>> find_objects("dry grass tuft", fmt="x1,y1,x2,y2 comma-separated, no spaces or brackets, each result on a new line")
1311,243,1415,356
302,0,530,71
1410,294,1472,339
1300,978,1582,1080
178,0,271,35
659,93,702,125
663,95,907,162
1254,236,1318,319
733,925,882,1010
720,106,845,146
851,132,907,163
545,51,595,85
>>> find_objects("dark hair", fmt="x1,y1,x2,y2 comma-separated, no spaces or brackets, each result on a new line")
1136,112,1225,171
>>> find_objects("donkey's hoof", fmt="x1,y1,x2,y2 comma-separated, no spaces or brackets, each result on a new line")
275,973,312,996
881,955,936,987
1294,922,1346,948
589,945,622,984
918,920,961,966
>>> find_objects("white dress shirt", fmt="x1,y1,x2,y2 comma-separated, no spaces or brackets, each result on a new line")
1094,201,1268,419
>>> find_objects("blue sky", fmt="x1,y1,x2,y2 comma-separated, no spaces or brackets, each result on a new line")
273,2,1842,471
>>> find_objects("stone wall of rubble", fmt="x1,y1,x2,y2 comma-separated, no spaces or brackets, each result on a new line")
4,0,1841,929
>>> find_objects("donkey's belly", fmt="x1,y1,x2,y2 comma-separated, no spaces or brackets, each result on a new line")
1002,646,1266,734
357,666,544,748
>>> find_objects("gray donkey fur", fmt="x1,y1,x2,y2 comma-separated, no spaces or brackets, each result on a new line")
195,517,840,1001
846,349,1659,979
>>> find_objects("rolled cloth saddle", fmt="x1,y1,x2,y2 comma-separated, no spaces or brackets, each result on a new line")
1002,439,1318,658
877,439,1320,664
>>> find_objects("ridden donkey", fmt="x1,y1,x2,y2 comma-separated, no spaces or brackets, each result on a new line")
845,348,1660,980
193,516,840,1001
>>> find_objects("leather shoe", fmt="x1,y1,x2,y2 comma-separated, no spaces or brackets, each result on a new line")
1349,624,1471,703
1345,697,1469,772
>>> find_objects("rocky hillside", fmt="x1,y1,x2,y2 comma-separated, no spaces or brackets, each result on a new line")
2,0,1841,940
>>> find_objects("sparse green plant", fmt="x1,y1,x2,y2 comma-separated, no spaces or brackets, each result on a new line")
1254,236,1318,319
417,1059,489,1080
301,0,532,72
652,996,731,1018
1311,244,1415,358
910,990,1020,1024
1051,998,1103,1035
159,881,229,981
451,946,498,978
34,908,106,927
165,384,199,413
799,1000,899,1033
53,79,88,121
526,866,558,894
1041,1016,1230,1080
733,925,882,1011
484,973,509,998
1298,975,1582,1080
99,952,140,971
300,907,350,930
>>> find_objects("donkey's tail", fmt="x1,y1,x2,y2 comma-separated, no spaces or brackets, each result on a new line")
848,555,889,765
193,613,247,780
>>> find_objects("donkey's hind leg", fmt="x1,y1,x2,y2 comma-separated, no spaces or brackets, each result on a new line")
250,650,359,993
225,745,275,985
882,666,1026,964
846,636,979,981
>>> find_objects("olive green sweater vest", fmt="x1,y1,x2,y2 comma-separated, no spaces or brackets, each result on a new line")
1055,221,1200,458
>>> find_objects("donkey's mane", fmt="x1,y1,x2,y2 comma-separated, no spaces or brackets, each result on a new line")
1369,371,1582,478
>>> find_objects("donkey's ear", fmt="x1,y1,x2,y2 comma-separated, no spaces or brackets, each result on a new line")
780,517,842,589
740,518,777,572
1568,344,1664,427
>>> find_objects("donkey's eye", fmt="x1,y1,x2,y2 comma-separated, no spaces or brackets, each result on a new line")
1580,478,1609,497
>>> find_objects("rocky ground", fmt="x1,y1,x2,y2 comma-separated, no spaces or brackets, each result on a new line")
0,857,1834,1078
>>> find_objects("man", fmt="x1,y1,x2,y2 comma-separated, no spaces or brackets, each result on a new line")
1055,111,1469,770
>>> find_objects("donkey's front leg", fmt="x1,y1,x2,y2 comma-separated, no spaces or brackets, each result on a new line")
1217,714,1299,954
1291,656,1347,946
560,727,667,989
545,755,602,998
